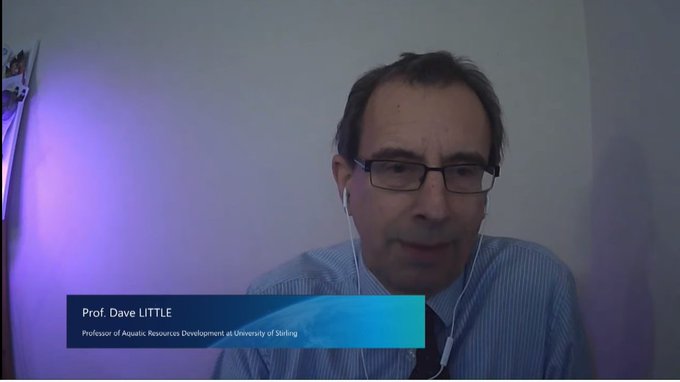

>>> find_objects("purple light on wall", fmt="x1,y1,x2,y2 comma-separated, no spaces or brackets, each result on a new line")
585,136,654,378
6,52,258,377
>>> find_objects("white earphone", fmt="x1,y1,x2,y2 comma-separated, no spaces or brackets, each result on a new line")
341,186,369,379
342,187,349,211
342,186,490,380
429,193,490,379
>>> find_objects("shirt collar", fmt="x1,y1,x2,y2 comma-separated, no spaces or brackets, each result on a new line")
426,273,463,327
354,238,468,327
355,240,391,296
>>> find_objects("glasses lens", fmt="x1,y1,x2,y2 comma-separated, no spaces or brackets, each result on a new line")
444,165,494,193
370,161,424,190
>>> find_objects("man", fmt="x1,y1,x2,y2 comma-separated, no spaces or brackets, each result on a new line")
216,51,591,379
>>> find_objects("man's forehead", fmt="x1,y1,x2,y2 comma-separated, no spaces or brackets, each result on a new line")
357,80,491,162
362,82,488,131
364,80,485,119
359,119,491,160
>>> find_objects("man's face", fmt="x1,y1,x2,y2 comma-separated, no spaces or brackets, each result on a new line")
333,80,491,296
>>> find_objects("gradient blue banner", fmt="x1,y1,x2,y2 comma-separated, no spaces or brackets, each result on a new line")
67,295,425,348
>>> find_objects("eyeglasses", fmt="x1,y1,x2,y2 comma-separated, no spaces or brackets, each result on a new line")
354,159,500,194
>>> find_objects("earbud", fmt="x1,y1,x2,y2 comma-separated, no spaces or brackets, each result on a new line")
342,187,349,210
484,194,490,216
342,184,366,378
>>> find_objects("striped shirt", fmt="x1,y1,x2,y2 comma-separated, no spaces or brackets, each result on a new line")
215,236,591,379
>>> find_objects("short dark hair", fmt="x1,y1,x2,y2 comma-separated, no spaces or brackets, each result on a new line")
334,51,506,167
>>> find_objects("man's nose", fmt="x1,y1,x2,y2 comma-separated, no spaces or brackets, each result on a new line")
413,170,451,222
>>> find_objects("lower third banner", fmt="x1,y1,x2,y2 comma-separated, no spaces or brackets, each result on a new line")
67,295,425,348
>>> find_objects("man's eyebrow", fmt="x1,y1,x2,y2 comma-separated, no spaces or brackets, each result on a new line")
366,148,488,165
443,151,487,165
367,147,424,161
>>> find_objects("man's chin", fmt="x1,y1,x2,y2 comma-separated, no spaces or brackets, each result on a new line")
389,283,439,297
390,271,449,296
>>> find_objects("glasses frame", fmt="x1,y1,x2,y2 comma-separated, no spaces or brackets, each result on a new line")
353,158,500,194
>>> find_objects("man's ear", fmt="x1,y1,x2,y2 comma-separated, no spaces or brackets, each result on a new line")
332,154,353,203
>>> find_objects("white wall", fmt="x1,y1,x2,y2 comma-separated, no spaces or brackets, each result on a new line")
2,0,592,378
584,0,680,378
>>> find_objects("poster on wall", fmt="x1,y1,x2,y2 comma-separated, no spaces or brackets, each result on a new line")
2,41,39,220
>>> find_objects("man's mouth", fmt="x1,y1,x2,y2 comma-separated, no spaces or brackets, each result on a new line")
400,241,451,261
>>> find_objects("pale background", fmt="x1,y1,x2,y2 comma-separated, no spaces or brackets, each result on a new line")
2,0,677,378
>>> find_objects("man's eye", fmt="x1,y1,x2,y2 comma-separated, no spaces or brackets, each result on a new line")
452,166,479,177
386,164,408,173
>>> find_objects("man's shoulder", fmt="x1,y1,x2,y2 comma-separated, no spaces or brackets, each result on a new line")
247,240,356,295
481,235,574,284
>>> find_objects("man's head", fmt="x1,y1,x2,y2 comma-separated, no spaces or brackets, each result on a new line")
332,51,505,296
